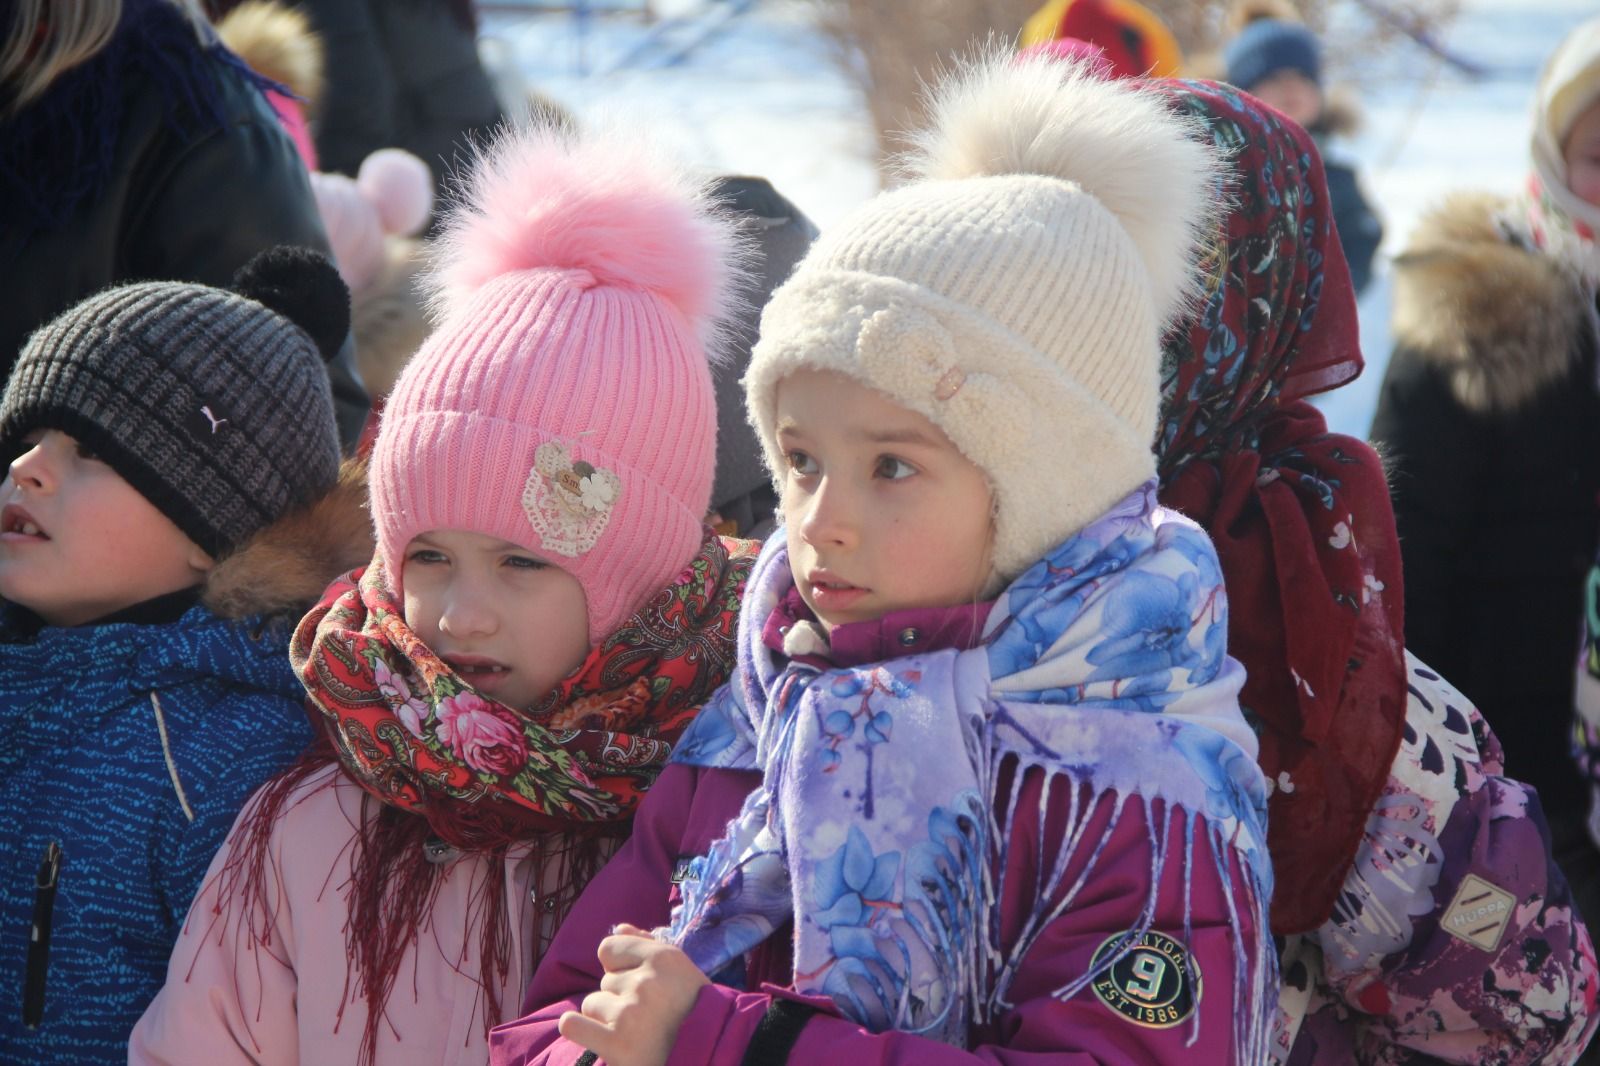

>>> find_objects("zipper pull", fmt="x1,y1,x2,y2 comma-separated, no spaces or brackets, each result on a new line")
24,841,62,1029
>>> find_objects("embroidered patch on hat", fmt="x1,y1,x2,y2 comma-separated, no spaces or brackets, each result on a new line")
1441,873,1516,952
1089,930,1201,1029
522,440,621,557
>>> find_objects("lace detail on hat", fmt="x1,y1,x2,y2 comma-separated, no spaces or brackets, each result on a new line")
522,440,621,557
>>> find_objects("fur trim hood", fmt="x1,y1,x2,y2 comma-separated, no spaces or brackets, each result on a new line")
202,460,372,619
214,0,324,105
1390,191,1593,411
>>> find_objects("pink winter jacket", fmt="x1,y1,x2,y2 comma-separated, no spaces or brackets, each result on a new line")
487,760,1262,1065
130,765,571,1066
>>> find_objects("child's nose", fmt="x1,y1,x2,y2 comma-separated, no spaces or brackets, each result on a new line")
797,477,859,551
6,445,52,492
437,584,497,639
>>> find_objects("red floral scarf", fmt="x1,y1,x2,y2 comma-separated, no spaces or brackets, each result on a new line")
294,536,754,840
228,532,755,1060
1154,82,1407,935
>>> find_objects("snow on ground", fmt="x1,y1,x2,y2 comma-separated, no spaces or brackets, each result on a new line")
481,0,1596,438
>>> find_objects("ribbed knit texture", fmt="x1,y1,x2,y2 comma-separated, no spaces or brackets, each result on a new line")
371,266,715,643
748,173,1161,583
0,282,340,558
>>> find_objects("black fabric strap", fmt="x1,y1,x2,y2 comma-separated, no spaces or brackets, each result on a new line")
739,999,818,1066
575,1053,598,1066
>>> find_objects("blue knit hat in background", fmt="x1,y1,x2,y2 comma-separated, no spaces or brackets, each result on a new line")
1224,18,1322,92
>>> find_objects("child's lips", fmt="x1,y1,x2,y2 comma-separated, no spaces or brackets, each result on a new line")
808,574,869,610
443,655,512,693
0,504,47,542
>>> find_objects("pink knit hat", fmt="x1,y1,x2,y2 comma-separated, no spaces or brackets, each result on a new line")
369,124,744,643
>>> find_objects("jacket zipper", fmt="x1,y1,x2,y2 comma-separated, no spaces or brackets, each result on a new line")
24,841,61,1029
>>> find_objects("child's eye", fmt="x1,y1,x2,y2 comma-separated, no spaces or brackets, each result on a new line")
874,456,917,480
407,549,448,565
504,555,547,571
74,442,101,462
785,450,818,477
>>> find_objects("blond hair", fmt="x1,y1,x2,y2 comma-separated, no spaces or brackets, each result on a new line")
2,0,211,116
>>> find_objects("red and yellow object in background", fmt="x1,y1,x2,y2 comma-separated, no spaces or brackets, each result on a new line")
1021,0,1184,79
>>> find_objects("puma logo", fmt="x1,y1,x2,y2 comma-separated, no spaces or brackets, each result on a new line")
201,406,228,434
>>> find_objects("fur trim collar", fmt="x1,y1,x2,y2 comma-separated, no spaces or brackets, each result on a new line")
1391,192,1593,411
202,460,371,619
215,0,324,104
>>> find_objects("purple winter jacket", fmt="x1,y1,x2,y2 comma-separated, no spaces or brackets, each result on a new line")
491,512,1273,1065
489,761,1258,1065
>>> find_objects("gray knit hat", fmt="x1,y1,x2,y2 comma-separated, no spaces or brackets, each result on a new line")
0,248,348,558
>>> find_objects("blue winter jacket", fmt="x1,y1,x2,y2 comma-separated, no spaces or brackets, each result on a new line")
0,603,313,1064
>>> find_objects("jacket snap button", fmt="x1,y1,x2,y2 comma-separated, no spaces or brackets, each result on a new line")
898,627,920,646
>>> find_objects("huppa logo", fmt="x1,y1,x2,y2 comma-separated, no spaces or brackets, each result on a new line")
1089,929,1201,1029
1441,874,1516,952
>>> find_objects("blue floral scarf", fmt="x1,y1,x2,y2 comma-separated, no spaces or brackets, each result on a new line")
667,482,1273,1053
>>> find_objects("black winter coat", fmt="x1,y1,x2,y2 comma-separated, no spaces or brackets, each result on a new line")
0,20,369,446
1371,192,1600,825
1324,157,1382,298
298,0,503,205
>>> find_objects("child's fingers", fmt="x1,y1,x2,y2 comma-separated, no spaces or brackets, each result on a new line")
578,988,623,1026
557,1009,613,1056
596,931,658,972
612,921,649,937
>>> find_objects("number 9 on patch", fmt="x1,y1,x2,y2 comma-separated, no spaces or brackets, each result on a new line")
1089,930,1201,1029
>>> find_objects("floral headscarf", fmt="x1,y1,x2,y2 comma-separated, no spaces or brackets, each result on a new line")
1523,16,1600,287
224,532,755,1061
1154,80,1407,934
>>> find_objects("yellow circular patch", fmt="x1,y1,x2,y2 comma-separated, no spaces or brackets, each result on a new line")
1089,929,1201,1029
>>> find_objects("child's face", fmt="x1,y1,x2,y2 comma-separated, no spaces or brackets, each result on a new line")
0,429,213,626
1564,100,1600,208
775,369,994,631
1247,71,1323,131
402,529,591,710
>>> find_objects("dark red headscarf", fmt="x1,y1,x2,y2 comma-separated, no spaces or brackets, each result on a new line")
1153,81,1406,934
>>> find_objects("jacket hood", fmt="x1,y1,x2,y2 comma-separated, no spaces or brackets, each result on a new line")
202,458,373,619
1390,192,1591,412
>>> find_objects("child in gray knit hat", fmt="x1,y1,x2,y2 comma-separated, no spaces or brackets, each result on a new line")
0,247,372,1065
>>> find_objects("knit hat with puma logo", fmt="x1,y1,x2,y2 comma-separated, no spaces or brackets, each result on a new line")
0,246,348,558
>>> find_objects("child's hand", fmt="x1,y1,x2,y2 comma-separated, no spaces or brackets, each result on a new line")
558,923,708,1066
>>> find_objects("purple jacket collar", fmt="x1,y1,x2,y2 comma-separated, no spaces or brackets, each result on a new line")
760,584,993,669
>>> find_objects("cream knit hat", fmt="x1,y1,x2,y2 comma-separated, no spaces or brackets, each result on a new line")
746,54,1221,584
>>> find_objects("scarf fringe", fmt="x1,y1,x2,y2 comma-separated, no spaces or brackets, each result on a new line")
981,752,1276,1063
201,747,614,1066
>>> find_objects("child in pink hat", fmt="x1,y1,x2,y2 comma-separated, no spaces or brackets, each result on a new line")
131,120,757,1066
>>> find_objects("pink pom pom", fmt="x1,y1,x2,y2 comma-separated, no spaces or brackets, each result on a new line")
426,123,745,355
358,148,434,237
311,171,385,292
